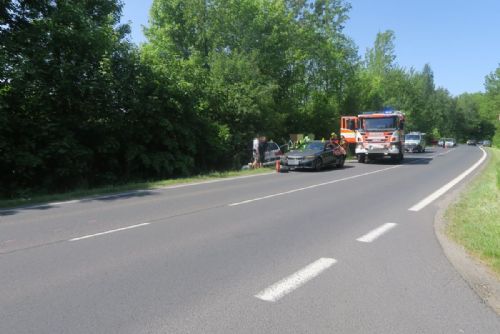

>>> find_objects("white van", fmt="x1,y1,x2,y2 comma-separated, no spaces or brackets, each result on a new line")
404,132,426,153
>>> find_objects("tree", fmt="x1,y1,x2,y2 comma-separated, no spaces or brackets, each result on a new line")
483,64,500,146
365,30,397,76
144,0,358,163
0,1,137,196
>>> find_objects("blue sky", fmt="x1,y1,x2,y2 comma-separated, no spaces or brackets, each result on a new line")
121,0,500,96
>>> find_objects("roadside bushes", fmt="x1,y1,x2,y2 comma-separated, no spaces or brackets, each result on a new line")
0,0,216,198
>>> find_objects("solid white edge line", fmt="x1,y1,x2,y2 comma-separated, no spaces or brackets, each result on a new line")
68,223,150,241
356,223,397,243
255,258,337,302
229,165,402,206
409,147,487,212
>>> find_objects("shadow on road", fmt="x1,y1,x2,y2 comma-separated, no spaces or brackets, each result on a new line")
405,157,434,165
289,165,355,173
357,156,434,166
0,190,157,217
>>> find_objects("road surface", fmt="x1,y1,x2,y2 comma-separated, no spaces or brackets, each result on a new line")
1,145,498,333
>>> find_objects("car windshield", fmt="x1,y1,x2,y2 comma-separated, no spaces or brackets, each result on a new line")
405,135,420,140
302,142,324,151
361,117,397,131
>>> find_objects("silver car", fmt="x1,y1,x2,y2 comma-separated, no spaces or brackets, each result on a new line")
444,138,456,147
481,140,492,147
264,141,283,162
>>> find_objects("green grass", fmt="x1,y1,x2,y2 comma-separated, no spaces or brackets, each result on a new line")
446,147,500,276
0,167,274,209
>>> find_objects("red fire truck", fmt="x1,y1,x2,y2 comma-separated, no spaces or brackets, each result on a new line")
340,110,405,163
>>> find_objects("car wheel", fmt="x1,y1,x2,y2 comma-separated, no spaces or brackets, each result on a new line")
336,155,345,168
357,154,365,163
314,158,323,171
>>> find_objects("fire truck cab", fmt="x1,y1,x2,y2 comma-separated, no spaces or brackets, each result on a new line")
341,110,405,163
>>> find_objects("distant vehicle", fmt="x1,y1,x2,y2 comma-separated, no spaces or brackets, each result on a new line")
481,140,492,147
438,138,445,147
466,139,477,145
281,140,346,171
444,138,456,147
404,132,426,153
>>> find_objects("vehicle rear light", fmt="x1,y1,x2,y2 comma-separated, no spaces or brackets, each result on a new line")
276,151,283,156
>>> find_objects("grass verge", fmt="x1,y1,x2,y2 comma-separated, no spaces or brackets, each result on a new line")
446,147,500,276
0,167,274,210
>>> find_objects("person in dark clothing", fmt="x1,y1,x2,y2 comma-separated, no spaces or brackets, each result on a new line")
258,136,267,167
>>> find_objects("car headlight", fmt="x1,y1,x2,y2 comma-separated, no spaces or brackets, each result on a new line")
305,155,315,160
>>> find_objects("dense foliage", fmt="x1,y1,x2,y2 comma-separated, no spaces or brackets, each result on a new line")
0,0,498,198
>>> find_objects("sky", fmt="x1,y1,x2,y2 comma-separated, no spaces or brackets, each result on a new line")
121,0,500,96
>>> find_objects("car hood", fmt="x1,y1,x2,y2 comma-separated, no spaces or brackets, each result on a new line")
286,149,320,157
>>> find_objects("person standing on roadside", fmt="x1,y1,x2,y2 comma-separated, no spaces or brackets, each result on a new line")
252,135,259,168
258,136,267,168
330,132,339,145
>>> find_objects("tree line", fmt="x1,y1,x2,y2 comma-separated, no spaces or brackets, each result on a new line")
1,0,498,198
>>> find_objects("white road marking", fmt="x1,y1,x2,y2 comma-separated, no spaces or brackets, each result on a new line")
255,258,337,302
48,200,80,206
229,165,402,206
436,149,454,157
356,223,397,243
68,223,150,241
409,147,487,211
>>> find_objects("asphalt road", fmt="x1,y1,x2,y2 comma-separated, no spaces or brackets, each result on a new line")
1,145,499,333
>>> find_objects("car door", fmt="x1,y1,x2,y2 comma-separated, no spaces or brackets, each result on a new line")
322,143,335,165
265,142,280,161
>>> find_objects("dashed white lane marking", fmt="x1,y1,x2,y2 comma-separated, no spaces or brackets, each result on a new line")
68,223,150,241
409,147,487,212
436,149,454,157
255,258,337,302
356,223,397,243
229,165,402,206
